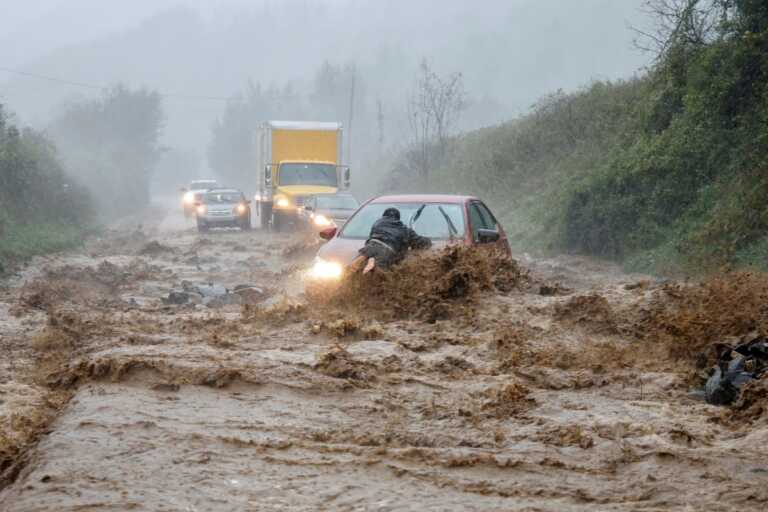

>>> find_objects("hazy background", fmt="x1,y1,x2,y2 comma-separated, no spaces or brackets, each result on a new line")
0,0,650,195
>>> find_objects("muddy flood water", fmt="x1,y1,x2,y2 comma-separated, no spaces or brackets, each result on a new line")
1,205,767,511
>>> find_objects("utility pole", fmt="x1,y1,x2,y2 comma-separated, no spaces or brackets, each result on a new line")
377,99,385,146
346,64,356,165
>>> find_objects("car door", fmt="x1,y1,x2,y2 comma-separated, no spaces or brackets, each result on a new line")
468,201,510,253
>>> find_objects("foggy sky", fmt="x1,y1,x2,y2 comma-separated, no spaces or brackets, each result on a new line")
0,0,651,172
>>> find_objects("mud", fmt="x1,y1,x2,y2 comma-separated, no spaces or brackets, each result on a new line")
1,205,768,510
313,245,528,323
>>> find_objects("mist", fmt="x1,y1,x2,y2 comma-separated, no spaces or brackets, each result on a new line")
0,0,649,198
4,4,768,507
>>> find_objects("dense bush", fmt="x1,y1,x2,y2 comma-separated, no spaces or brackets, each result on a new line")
564,3,768,272
0,104,93,266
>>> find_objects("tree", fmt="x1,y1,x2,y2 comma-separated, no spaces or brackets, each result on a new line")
49,86,163,216
311,60,363,163
208,81,305,191
0,103,92,234
631,1,719,61
407,59,466,182
208,61,367,191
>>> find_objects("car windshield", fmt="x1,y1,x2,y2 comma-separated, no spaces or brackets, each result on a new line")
316,195,359,210
279,163,337,187
190,181,218,190
203,192,242,203
341,202,466,240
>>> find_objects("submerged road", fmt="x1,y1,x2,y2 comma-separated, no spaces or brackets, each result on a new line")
1,204,766,511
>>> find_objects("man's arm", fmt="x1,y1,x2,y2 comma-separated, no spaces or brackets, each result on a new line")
407,228,431,250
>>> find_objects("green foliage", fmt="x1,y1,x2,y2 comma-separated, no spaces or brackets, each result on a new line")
565,10,768,272
382,5,768,274
0,104,93,269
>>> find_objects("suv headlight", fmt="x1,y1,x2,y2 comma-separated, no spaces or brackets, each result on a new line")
276,197,290,208
183,191,195,204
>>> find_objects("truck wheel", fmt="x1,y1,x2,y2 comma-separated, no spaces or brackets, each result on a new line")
260,203,272,230
272,212,284,232
241,214,252,231
196,220,209,233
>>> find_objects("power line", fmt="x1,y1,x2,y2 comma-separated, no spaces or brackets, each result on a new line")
0,67,231,102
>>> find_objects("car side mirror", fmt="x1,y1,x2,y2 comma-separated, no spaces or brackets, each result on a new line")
343,167,351,188
179,187,188,193
319,227,337,240
477,228,500,243
265,165,272,185
304,205,313,211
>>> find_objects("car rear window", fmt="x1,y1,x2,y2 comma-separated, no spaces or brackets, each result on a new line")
341,202,465,240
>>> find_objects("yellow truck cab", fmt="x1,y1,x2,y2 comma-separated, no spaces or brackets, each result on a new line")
255,121,350,230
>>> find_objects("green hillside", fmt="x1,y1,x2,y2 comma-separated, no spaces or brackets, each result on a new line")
384,1,768,274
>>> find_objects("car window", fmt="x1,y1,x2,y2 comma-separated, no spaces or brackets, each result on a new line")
204,192,242,203
341,202,465,240
469,202,496,241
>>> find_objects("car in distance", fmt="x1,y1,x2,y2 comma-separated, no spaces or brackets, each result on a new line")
300,193,360,232
195,188,252,232
307,194,510,280
181,179,219,216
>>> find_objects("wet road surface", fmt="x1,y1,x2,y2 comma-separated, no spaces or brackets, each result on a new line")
1,204,767,511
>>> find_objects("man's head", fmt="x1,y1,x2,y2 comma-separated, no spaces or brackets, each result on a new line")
382,207,400,220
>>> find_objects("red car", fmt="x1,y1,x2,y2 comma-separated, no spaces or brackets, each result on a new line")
307,194,510,280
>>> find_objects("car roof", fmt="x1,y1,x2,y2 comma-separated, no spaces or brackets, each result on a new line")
191,180,218,184
204,188,241,194
369,194,476,204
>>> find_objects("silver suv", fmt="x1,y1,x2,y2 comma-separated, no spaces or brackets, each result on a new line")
195,188,252,232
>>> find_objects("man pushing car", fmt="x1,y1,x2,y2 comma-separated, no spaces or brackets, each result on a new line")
349,207,432,273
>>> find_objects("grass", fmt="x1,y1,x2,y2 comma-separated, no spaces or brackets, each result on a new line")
0,222,91,272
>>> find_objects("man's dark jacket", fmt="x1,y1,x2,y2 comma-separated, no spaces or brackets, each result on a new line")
359,217,431,267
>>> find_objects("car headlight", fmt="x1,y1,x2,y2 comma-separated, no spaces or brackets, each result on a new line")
196,204,207,215
237,203,247,214
309,258,343,280
313,214,332,227
276,198,290,208
183,191,195,204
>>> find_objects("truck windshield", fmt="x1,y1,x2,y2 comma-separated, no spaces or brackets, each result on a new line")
341,203,466,240
278,163,338,187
